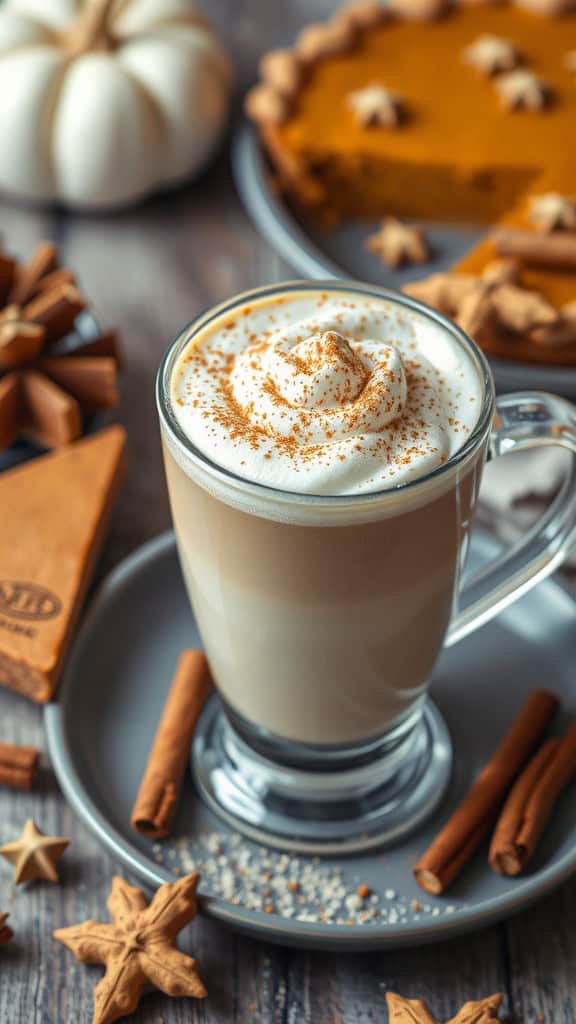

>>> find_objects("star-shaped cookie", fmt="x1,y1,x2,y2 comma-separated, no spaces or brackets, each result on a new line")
531,300,576,347
496,69,551,111
54,874,207,1024
528,192,576,232
404,259,558,343
387,992,504,1024
463,35,519,76
347,84,405,127
0,819,69,884
366,218,429,268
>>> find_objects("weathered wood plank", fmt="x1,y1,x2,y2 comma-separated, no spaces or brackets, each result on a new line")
0,0,574,1020
505,883,576,1024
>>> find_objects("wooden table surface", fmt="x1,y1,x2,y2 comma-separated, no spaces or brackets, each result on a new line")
1,1,575,1021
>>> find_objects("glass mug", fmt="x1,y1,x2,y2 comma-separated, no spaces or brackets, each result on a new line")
157,281,576,853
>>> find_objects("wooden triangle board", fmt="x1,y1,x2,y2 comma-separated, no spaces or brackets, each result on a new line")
0,425,126,702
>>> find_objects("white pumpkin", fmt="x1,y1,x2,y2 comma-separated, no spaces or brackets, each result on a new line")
0,0,232,208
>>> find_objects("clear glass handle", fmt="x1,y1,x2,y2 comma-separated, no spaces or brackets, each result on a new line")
446,391,576,647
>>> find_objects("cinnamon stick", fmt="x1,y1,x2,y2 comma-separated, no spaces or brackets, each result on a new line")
0,254,17,306
8,242,58,306
492,228,576,272
72,329,123,367
0,373,23,449
38,356,118,409
0,742,39,790
36,268,76,295
489,723,576,876
0,913,13,945
414,690,559,894
131,650,212,839
0,319,45,370
24,284,86,343
22,371,82,448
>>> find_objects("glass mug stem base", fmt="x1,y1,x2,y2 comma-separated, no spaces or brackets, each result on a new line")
192,696,452,855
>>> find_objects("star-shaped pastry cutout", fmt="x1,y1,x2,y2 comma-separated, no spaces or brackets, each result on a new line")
0,819,69,884
0,912,13,945
386,992,504,1024
528,192,576,232
54,874,207,1024
347,84,405,127
531,300,576,346
404,259,558,344
0,241,120,451
463,35,520,76
495,69,552,111
366,218,429,268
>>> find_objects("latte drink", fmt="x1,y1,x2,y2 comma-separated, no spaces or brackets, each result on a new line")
160,284,488,750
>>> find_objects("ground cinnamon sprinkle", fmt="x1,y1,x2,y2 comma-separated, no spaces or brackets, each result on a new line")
173,294,479,491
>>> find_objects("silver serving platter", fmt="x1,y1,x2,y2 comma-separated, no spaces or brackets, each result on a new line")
45,530,576,951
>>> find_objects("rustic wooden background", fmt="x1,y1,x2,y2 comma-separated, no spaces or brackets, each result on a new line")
1,1,575,1020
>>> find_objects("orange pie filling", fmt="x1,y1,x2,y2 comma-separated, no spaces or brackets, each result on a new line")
252,3,576,365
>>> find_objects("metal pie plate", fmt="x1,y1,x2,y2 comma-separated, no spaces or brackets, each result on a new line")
232,125,576,398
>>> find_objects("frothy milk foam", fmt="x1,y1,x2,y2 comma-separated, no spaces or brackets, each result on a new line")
163,288,487,745
171,291,481,498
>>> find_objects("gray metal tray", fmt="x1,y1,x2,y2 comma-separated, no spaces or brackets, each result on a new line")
45,530,576,951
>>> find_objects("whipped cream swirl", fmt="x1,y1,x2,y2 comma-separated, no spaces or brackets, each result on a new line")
171,295,481,495
231,329,407,443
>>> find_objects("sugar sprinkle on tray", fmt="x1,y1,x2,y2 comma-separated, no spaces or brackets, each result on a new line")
153,830,464,927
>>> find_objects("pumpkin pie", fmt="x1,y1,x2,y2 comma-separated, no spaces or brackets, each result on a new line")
246,0,576,365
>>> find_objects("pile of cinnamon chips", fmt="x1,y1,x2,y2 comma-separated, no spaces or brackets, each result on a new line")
0,240,121,450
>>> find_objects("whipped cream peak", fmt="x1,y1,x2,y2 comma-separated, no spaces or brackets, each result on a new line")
230,326,408,445
171,291,482,496
267,330,369,411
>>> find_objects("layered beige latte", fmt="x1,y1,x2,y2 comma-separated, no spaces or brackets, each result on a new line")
161,285,486,747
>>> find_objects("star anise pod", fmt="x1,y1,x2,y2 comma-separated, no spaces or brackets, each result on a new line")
0,241,120,451
54,874,207,1024
387,992,504,1024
